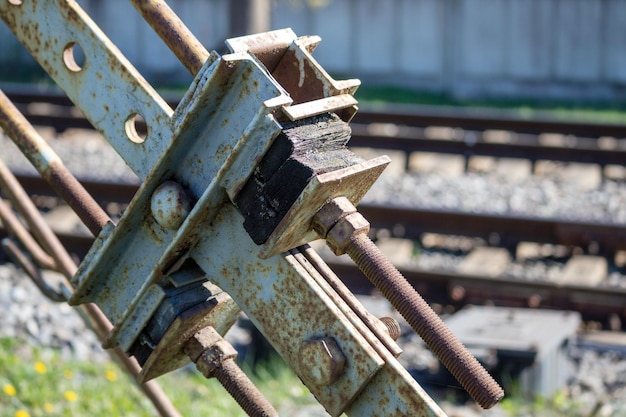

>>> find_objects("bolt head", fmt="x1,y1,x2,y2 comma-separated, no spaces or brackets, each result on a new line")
298,337,346,387
326,212,370,255
312,197,356,238
150,181,193,230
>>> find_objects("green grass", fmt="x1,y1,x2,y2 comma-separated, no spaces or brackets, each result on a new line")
353,85,626,125
0,337,320,417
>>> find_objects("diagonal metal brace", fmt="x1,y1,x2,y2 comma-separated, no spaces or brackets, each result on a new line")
1,1,451,416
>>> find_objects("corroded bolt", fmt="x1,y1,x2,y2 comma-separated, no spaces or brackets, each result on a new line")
184,327,278,417
313,197,505,409
298,337,346,387
325,212,370,256
150,181,193,230
379,317,401,341
311,196,356,238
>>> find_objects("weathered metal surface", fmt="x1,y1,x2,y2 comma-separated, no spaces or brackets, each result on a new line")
299,337,347,387
69,52,290,353
227,29,360,123
258,156,390,258
192,204,386,416
1,2,461,415
139,289,240,382
0,0,174,179
150,181,193,230
297,245,403,359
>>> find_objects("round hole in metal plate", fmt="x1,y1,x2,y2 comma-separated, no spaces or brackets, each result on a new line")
125,113,148,144
62,42,86,72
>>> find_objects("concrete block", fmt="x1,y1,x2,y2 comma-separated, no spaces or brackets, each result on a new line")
408,152,465,177
556,255,608,287
458,247,511,278
445,306,581,398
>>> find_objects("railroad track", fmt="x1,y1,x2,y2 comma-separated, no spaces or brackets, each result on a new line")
2,89,626,326
5,89,626,167
2,173,625,326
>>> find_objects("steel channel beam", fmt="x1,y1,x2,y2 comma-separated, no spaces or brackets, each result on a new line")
0,0,174,179
1,2,449,415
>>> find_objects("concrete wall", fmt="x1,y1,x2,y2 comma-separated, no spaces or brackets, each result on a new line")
273,0,626,102
2,0,626,102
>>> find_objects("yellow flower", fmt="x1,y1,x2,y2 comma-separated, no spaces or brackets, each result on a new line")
15,410,30,417
33,361,47,374
104,369,117,382
63,370,73,379
64,390,78,402
43,403,54,413
3,383,16,396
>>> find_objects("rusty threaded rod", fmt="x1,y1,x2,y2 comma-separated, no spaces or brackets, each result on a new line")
346,232,504,409
0,89,110,236
215,359,278,417
128,0,210,76
184,327,278,417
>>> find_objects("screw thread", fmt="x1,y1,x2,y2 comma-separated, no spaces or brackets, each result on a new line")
214,359,278,417
346,232,504,409
379,316,401,341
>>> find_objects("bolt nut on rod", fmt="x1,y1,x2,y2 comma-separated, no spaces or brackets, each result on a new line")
183,326,278,417
313,196,505,409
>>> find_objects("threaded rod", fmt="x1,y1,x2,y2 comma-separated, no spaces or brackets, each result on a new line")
346,232,504,409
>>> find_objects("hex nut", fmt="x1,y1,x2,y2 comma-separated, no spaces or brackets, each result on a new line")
312,196,357,238
326,212,370,255
196,341,238,378
298,337,346,387
183,326,222,363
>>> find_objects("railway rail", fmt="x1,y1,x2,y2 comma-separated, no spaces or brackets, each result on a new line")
1,2,624,414
3,167,625,327
5,88,626,168
3,90,626,326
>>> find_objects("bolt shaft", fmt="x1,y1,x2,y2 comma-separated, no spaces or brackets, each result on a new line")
214,359,278,417
185,327,278,417
346,232,504,409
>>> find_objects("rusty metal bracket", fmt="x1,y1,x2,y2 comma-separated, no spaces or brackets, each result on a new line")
0,1,475,416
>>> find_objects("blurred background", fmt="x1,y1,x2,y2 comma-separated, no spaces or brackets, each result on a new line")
2,0,626,106
2,1,626,416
